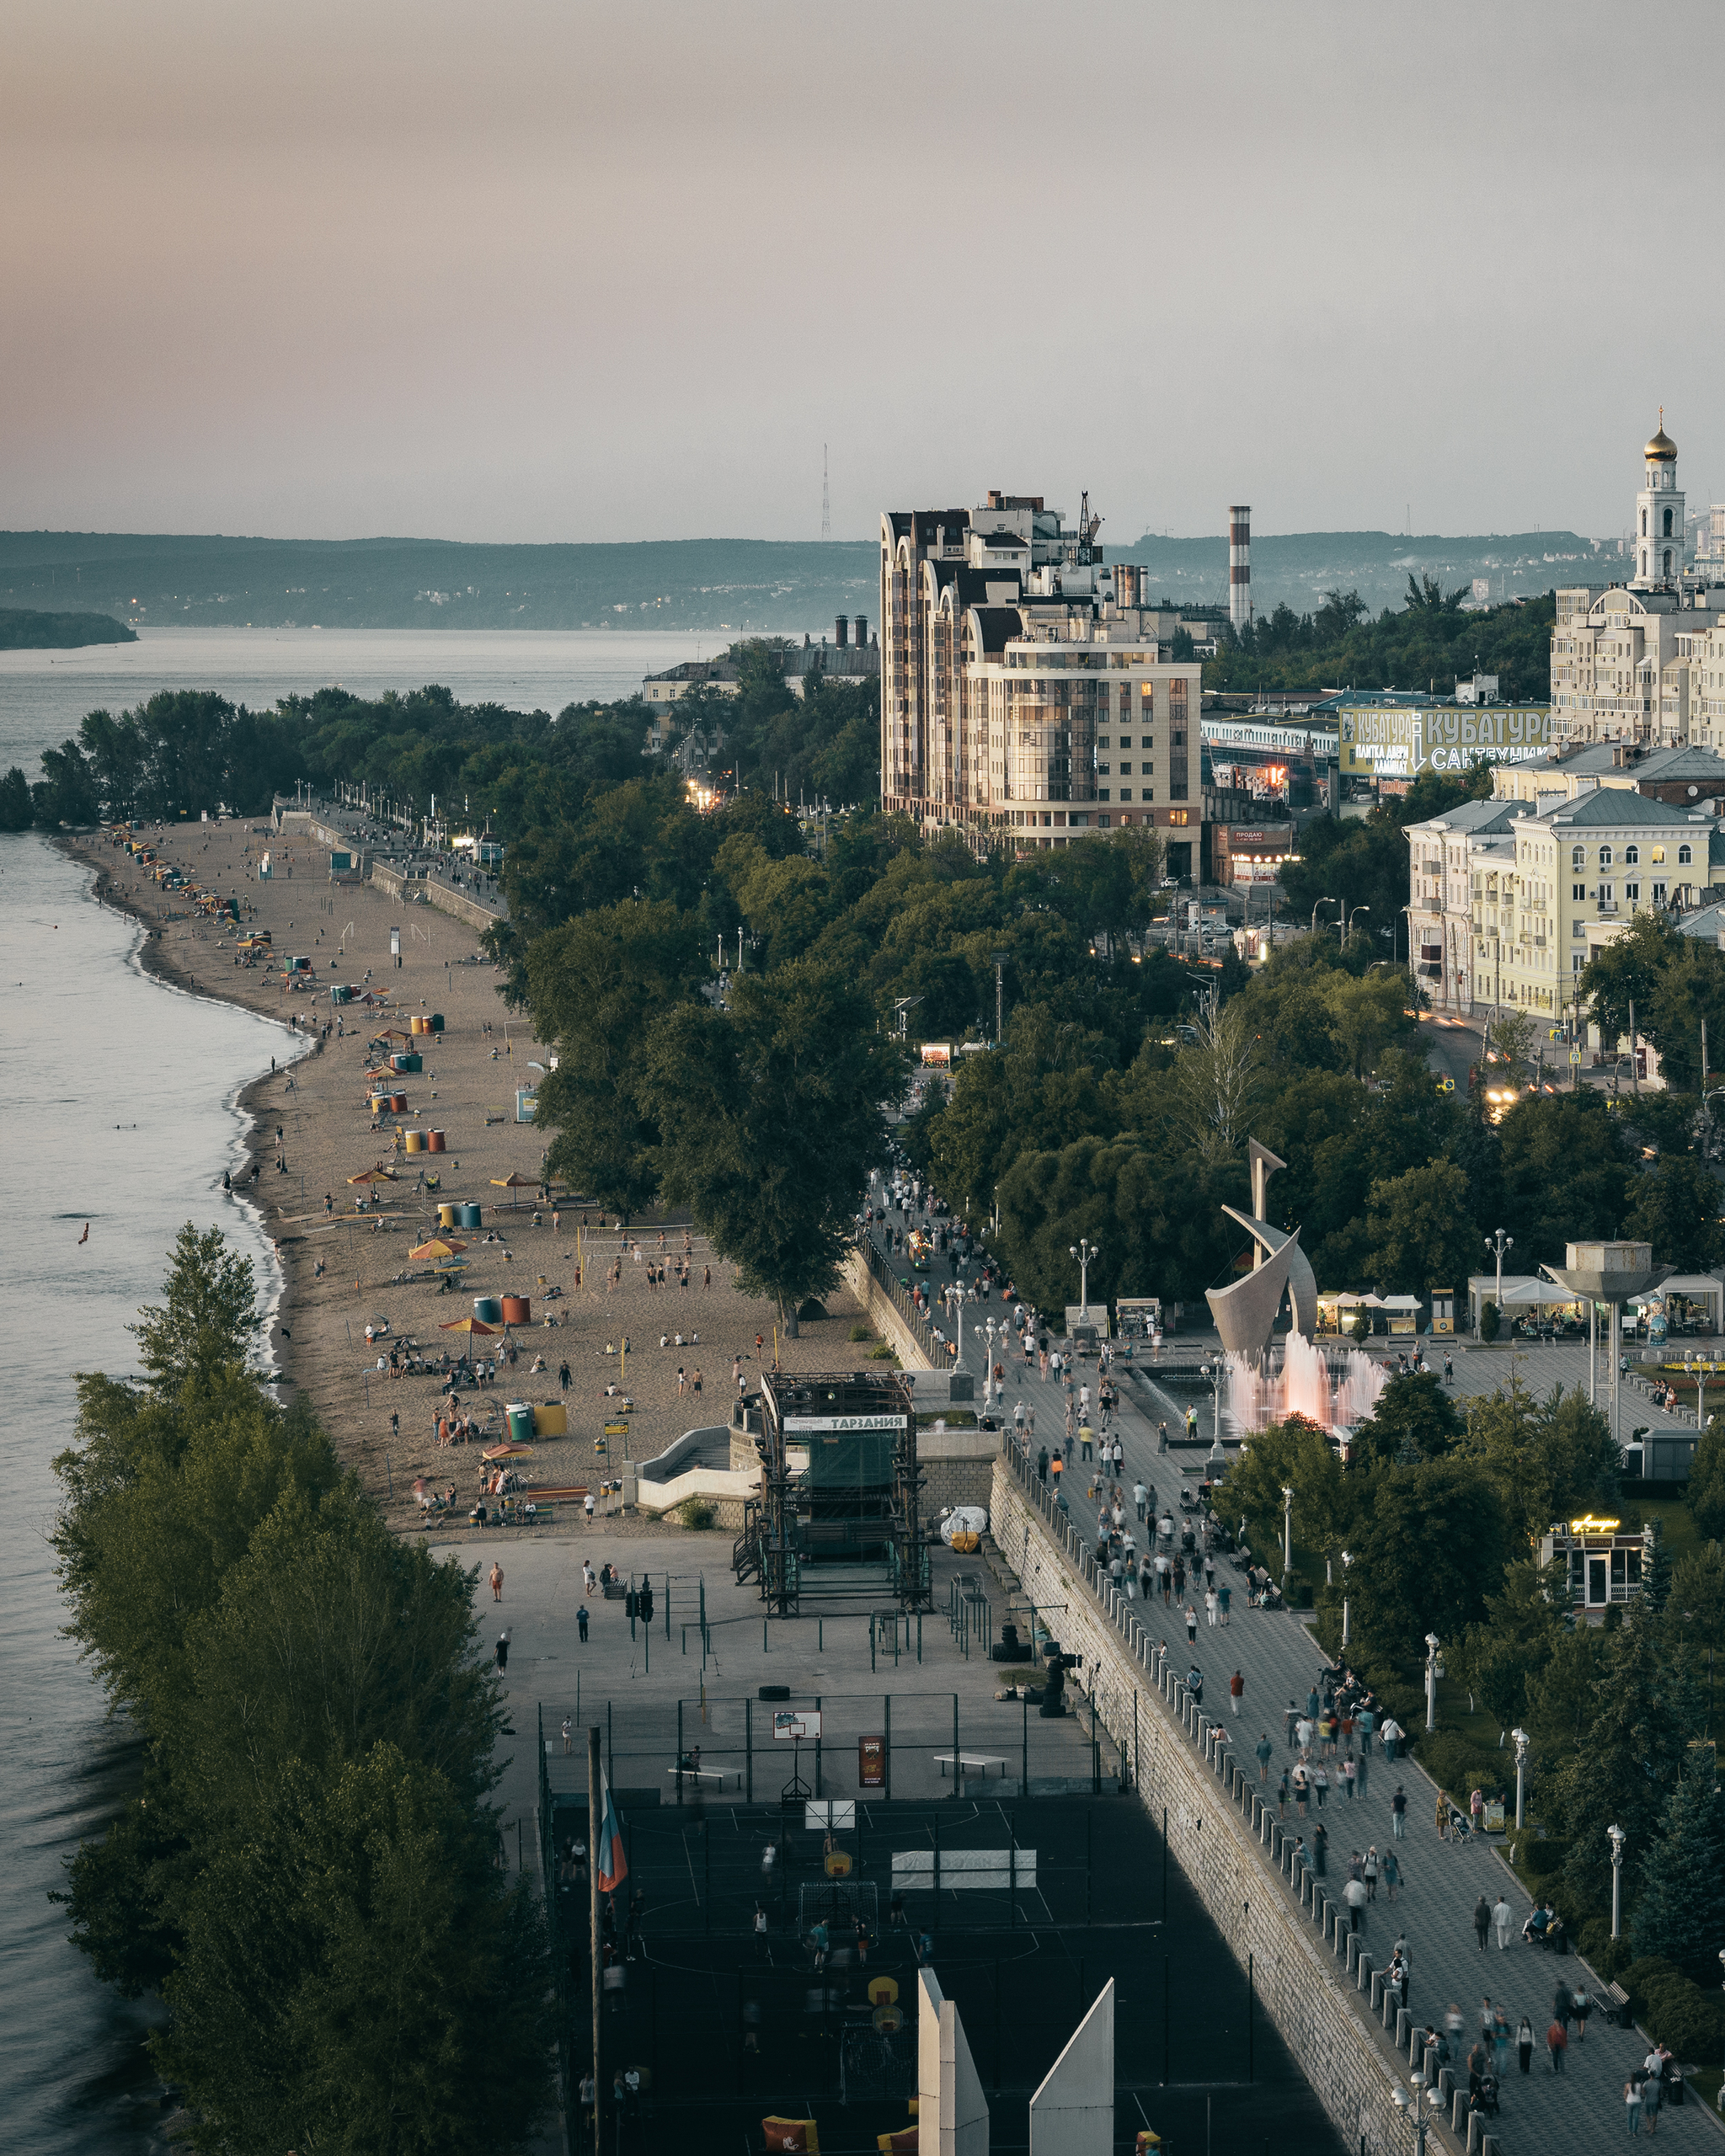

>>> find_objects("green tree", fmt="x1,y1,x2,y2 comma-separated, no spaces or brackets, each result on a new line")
1672,1542,1725,1652
1631,1767,1725,1979
1215,1416,1352,1573
1578,910,1680,1048
130,1221,260,1391
159,1744,551,2156
1167,1000,1267,1164
0,764,32,829
1364,1157,1478,1296
1321,969,1417,1077
525,899,703,1216
1626,1152,1725,1270
1346,1457,1509,1652
1457,1380,1619,1550
1687,1414,1725,1540
1351,1369,1464,1467
1497,1091,1632,1265
1449,1556,1571,1730
638,959,903,1334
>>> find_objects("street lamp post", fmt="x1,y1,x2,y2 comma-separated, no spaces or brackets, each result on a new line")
1070,1238,1101,1323
1340,1550,1353,1648
1608,1823,1626,1939
1311,897,1335,938
1281,1485,1294,1585
1512,1726,1530,1829
1391,2074,1439,2156
1424,1631,1441,1732
1484,1229,1514,1321
1347,904,1371,943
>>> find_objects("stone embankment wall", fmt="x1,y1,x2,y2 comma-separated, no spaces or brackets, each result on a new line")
990,1459,1484,2156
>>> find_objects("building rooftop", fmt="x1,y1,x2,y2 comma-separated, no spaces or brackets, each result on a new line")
1404,798,1536,837
1544,788,1714,827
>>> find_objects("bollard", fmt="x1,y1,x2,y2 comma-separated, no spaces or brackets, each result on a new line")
1451,2090,1466,2137
1396,2009,1409,2051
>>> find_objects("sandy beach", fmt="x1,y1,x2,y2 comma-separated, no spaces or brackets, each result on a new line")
65,819,870,1540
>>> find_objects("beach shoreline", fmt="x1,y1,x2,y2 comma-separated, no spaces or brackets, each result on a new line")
58,820,871,1545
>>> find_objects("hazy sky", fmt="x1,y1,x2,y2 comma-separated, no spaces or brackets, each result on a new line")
4,0,1721,546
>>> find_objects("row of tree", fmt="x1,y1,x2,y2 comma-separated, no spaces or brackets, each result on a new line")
53,1227,550,2151
0,642,882,836
1204,584,1555,702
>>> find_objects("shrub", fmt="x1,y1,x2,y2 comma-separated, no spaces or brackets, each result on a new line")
1416,1730,1505,1800
676,1497,716,1530
849,1323,873,1342
868,1342,897,1362
1642,1975,1725,2062
1480,1300,1501,1342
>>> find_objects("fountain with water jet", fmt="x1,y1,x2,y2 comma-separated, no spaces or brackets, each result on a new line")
1204,1140,1387,1450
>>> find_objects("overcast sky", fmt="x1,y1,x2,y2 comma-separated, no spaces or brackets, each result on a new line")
3,0,1719,547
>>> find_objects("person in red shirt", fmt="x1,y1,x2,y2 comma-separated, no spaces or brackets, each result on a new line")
1230,1670,1245,1716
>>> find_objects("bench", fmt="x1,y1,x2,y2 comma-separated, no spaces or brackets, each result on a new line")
1604,1981,1631,2026
667,1766,732,1789
933,1753,1008,1779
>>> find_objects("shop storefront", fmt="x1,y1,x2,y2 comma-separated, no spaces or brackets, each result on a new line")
1538,1513,1655,1613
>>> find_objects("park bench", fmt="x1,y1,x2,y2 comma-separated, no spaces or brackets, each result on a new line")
1604,1981,1632,2025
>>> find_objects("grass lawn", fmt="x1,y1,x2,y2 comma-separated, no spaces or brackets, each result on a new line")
1637,1494,1702,1566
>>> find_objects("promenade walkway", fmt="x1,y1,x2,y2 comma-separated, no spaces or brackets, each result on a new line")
857,1198,1721,2150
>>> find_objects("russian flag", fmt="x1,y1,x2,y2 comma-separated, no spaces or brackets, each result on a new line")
596,1762,628,1893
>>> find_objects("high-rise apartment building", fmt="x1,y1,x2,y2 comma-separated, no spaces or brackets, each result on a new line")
880,493,1204,875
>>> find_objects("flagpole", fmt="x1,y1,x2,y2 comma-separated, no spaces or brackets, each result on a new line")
589,1723,603,2156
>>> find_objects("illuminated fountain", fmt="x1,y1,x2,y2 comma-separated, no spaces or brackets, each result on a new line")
1204,1141,1387,1450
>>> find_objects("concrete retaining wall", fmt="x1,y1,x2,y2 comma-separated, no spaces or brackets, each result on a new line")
990,1460,1449,2156
919,1429,1001,1513
368,858,503,936
842,1249,930,1370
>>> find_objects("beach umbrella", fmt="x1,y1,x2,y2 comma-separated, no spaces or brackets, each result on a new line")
410,1236,467,1261
347,1164,398,1185
482,1439,534,1462
491,1171,536,1212
439,1315,499,1336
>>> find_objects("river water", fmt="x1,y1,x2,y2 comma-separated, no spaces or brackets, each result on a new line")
0,627,709,2148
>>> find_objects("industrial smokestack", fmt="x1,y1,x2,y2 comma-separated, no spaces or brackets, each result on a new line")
853,612,868,648
835,615,849,647
1229,506,1252,633
1115,563,1143,609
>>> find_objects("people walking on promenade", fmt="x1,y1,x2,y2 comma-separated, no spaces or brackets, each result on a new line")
1473,1895,1492,1951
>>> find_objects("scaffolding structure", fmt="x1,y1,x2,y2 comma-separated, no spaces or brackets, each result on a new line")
734,1370,931,1614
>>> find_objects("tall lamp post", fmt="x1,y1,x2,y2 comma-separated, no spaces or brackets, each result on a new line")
1340,1550,1353,1648
1512,1726,1530,1830
1311,897,1335,937
1281,1485,1294,1585
1346,904,1371,944
1424,1631,1441,1732
1485,1229,1514,1322
1070,1238,1101,1323
1608,1823,1626,1939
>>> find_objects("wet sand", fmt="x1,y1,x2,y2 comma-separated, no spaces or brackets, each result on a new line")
66,819,869,1539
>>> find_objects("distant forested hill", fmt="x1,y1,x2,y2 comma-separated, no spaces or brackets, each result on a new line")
0,524,1622,637
0,605,136,649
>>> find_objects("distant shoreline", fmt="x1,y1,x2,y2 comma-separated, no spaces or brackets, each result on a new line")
0,606,135,650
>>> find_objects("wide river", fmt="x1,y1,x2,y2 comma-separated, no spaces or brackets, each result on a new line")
0,627,711,2148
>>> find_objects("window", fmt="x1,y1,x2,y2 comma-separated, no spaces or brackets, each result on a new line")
1625,845,1639,864
1652,846,1666,862
1664,507,1674,538
1571,845,1586,867
1573,883,1586,900
1654,881,1668,902
1599,846,1613,866
1097,736,1110,749
1119,788,1133,802
1599,883,1614,904
1119,762,1132,776
1097,789,1110,802
1140,737,1153,750
1573,954,1584,974
1168,809,1188,826
1096,762,1110,776
1679,844,1693,864
1573,921,1586,937
1626,882,1640,902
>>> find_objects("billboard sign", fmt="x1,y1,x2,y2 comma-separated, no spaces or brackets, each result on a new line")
1338,702,1551,777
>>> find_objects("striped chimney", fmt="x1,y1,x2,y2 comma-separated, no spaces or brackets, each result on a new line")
1228,505,1252,632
